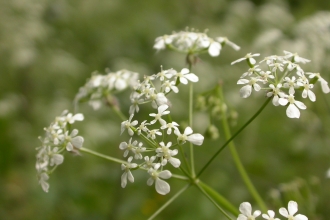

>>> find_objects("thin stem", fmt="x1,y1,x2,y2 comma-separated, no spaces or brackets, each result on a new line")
80,147,126,164
197,97,271,178
197,181,239,216
148,184,191,220
216,86,267,212
188,62,195,178
178,144,191,173
221,107,267,212
195,181,234,220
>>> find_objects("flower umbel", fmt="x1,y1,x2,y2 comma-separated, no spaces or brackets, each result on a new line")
36,110,84,192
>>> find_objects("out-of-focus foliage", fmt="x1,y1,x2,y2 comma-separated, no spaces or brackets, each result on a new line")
1,0,330,219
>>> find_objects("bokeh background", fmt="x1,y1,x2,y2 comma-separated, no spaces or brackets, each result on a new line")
1,0,330,219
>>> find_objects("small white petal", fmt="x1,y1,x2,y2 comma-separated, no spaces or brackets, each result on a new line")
240,85,252,98
158,170,172,179
155,178,170,195
208,42,221,57
288,201,298,215
71,136,84,149
239,202,252,216
279,207,289,217
295,101,307,110
287,104,300,118
185,73,199,82
187,134,204,146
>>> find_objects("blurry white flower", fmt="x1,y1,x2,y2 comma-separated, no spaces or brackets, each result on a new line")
147,163,172,195
119,138,137,157
156,142,181,168
217,37,241,51
283,51,310,64
38,172,50,193
279,201,308,220
64,129,84,151
160,121,179,135
121,114,138,136
149,104,170,125
262,210,280,220
175,68,199,85
307,72,330,93
231,53,260,65
174,126,204,146
121,156,138,188
237,77,262,98
279,94,307,118
237,202,261,220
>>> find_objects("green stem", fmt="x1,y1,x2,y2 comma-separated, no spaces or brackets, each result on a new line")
197,181,239,217
195,181,235,220
197,97,271,178
80,147,126,164
189,83,195,177
148,184,191,220
217,86,267,212
221,109,267,212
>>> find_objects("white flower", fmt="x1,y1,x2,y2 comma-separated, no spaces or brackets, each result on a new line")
143,156,156,169
237,77,262,98
156,68,176,81
231,53,260,65
121,156,138,188
297,81,316,102
119,138,137,157
160,121,179,135
156,142,181,168
147,163,172,195
262,210,280,220
208,41,222,57
267,84,285,106
175,68,199,85
121,114,138,136
129,92,144,114
149,104,170,125
136,120,150,135
216,37,240,51
150,92,168,109
283,51,310,64
132,142,146,160
147,129,162,140
153,35,173,51
307,72,330,94
38,172,50,193
62,112,84,124
279,94,307,118
64,129,84,151
279,201,308,220
49,147,64,166
174,126,204,146
162,80,179,93
237,202,261,220
283,76,297,95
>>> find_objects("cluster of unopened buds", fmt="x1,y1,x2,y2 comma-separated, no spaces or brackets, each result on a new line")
154,28,240,57
233,51,330,118
36,110,84,192
119,67,204,195
237,201,308,220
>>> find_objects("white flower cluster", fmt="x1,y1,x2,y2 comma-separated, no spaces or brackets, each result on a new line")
36,110,84,192
119,67,204,195
154,29,240,57
74,69,139,110
233,51,330,118
237,201,308,220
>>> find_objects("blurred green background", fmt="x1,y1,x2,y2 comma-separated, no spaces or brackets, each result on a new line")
1,0,330,219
